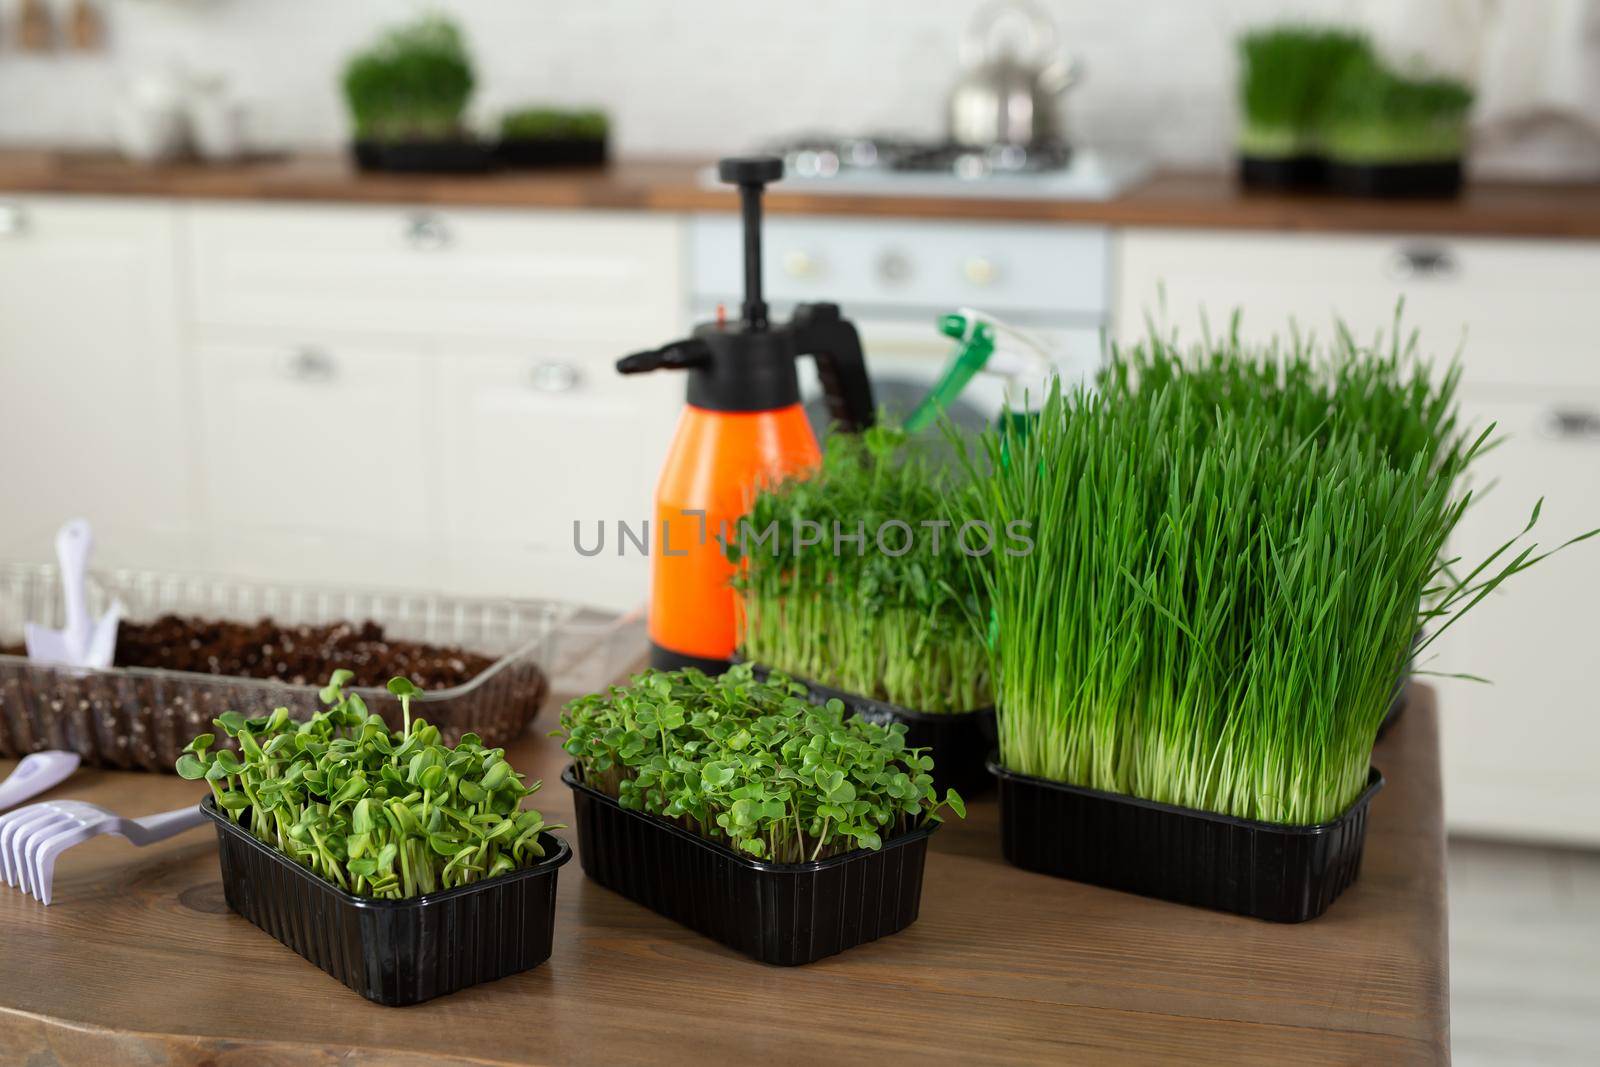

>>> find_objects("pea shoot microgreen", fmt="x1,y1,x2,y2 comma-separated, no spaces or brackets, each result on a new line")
730,423,991,713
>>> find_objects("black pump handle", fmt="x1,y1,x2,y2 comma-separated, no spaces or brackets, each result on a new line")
718,156,784,331
791,303,875,433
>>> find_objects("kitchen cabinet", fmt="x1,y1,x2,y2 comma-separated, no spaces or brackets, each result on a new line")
188,204,683,341
194,333,442,589
1114,229,1600,390
0,196,191,567
1435,387,1600,846
437,338,679,609
1116,227,1600,843
182,205,685,609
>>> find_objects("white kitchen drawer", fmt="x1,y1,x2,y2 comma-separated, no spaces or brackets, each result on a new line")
187,204,684,343
437,339,679,611
692,214,1109,319
195,335,442,587
1434,385,1600,845
1116,228,1600,389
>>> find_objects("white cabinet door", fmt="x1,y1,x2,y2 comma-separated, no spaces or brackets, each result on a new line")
188,204,684,342
1115,229,1600,391
437,339,678,611
1436,388,1600,846
194,335,440,588
0,196,190,566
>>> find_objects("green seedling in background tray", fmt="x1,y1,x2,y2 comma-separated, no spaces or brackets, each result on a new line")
177,671,559,898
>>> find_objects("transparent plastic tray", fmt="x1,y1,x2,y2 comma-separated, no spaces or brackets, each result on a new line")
0,563,645,772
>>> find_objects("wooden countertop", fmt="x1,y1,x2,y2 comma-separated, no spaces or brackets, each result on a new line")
0,682,1449,1065
1,148,1598,239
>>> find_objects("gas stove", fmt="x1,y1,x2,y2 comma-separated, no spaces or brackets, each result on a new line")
698,134,1147,201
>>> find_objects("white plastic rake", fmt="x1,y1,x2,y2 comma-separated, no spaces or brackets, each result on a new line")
0,800,205,905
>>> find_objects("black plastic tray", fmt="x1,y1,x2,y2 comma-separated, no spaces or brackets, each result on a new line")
201,796,571,1005
498,136,607,168
1326,159,1463,198
351,139,496,174
563,766,935,965
747,663,996,797
1238,152,1325,191
990,758,1384,923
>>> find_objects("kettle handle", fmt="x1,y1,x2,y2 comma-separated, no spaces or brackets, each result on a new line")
791,303,875,433
961,0,1057,66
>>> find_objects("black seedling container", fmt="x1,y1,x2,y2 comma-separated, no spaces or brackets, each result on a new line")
201,796,571,1005
1326,159,1463,198
748,664,996,797
351,138,496,174
563,766,935,965
497,136,608,168
1238,152,1326,191
990,759,1384,923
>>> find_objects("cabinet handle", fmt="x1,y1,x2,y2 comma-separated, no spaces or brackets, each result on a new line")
1540,408,1600,440
405,212,451,251
782,249,819,279
1387,245,1458,281
877,250,912,284
0,201,26,237
285,347,337,383
529,360,581,392
963,256,997,287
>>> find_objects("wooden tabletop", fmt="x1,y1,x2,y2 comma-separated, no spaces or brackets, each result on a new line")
0,684,1449,1065
1,148,1598,239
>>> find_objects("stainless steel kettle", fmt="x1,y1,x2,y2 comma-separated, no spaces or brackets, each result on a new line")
947,0,1079,148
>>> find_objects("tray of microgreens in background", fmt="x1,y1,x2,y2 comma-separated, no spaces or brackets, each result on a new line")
559,664,963,965
184,674,569,1005
965,320,1589,921
1236,24,1472,198
732,426,996,797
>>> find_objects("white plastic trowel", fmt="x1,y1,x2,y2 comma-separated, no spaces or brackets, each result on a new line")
23,520,123,670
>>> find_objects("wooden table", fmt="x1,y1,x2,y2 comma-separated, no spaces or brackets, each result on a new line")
0,687,1449,1065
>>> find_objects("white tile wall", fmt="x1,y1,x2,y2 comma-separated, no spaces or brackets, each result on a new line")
1,0,1593,177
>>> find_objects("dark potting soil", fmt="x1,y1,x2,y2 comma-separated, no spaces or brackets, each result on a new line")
2,615,495,690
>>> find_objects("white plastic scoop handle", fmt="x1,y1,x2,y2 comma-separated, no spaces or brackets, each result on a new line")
23,520,122,669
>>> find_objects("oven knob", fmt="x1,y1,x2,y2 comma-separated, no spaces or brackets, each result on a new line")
877,250,912,284
964,257,997,287
783,250,819,279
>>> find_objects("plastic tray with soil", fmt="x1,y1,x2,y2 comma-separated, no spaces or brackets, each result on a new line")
0,564,574,771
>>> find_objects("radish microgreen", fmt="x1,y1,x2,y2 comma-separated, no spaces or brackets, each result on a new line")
558,664,965,862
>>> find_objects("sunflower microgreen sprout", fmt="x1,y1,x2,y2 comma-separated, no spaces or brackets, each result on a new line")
178,671,559,898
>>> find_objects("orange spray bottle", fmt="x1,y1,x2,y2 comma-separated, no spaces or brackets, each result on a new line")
617,157,875,671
